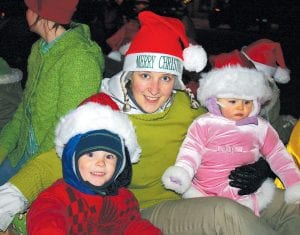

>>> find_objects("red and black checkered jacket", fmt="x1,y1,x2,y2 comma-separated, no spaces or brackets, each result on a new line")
27,179,161,235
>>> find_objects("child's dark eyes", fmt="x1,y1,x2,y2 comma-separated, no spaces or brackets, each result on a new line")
105,154,115,160
87,152,94,157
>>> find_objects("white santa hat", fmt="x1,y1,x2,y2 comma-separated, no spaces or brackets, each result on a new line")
241,38,290,84
197,50,272,116
55,93,141,163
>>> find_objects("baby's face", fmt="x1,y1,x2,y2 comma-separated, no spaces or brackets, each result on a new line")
78,150,117,186
217,98,253,121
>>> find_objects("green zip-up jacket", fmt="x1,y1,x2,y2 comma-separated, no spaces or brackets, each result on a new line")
0,23,104,167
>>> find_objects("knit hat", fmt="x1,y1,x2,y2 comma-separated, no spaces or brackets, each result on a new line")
241,39,290,84
197,50,272,117
24,0,79,24
0,57,22,85
74,130,125,164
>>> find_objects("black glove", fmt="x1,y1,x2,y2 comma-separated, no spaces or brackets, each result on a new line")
229,157,276,195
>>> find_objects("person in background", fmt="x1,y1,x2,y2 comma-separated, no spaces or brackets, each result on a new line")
0,57,23,131
162,50,300,221
0,0,104,230
0,11,283,235
241,38,296,144
27,96,161,234
105,0,150,63
149,0,197,44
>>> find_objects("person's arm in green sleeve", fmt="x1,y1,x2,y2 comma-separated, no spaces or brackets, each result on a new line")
38,49,104,153
0,102,25,163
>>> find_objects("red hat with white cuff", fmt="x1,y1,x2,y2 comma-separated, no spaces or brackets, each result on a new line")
123,10,207,90
241,39,290,84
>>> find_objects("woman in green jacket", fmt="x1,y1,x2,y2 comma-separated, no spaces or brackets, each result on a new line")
0,0,104,184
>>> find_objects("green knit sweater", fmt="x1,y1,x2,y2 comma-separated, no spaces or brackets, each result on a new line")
129,91,205,209
11,91,206,208
0,23,104,167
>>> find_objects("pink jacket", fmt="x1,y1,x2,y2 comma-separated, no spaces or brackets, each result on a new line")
167,113,300,215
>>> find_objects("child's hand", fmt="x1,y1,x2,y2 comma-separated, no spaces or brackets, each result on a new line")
229,157,276,195
162,166,192,194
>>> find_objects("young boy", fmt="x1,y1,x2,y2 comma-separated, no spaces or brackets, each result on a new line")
162,50,300,216
27,94,161,234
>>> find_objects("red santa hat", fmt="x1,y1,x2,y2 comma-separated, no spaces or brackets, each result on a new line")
241,39,290,84
197,50,272,116
55,93,141,163
122,10,207,90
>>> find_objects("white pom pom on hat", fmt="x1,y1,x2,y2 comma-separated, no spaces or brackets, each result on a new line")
241,38,290,84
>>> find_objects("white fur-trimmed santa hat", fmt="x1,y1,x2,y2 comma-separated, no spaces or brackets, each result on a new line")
197,50,272,115
122,10,207,90
55,93,141,163
241,38,290,84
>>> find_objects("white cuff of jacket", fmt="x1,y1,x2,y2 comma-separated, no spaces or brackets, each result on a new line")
0,182,28,231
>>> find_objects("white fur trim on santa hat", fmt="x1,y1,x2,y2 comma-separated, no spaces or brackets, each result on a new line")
285,182,300,204
119,42,131,56
250,60,276,77
107,51,122,62
55,102,141,163
274,66,290,84
183,44,207,72
123,52,185,90
241,50,290,84
123,52,183,76
197,65,272,107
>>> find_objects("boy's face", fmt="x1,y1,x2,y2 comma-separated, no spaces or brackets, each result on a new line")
131,71,175,113
217,98,253,121
78,150,117,187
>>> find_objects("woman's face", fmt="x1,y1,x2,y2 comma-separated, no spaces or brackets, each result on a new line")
131,71,175,113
